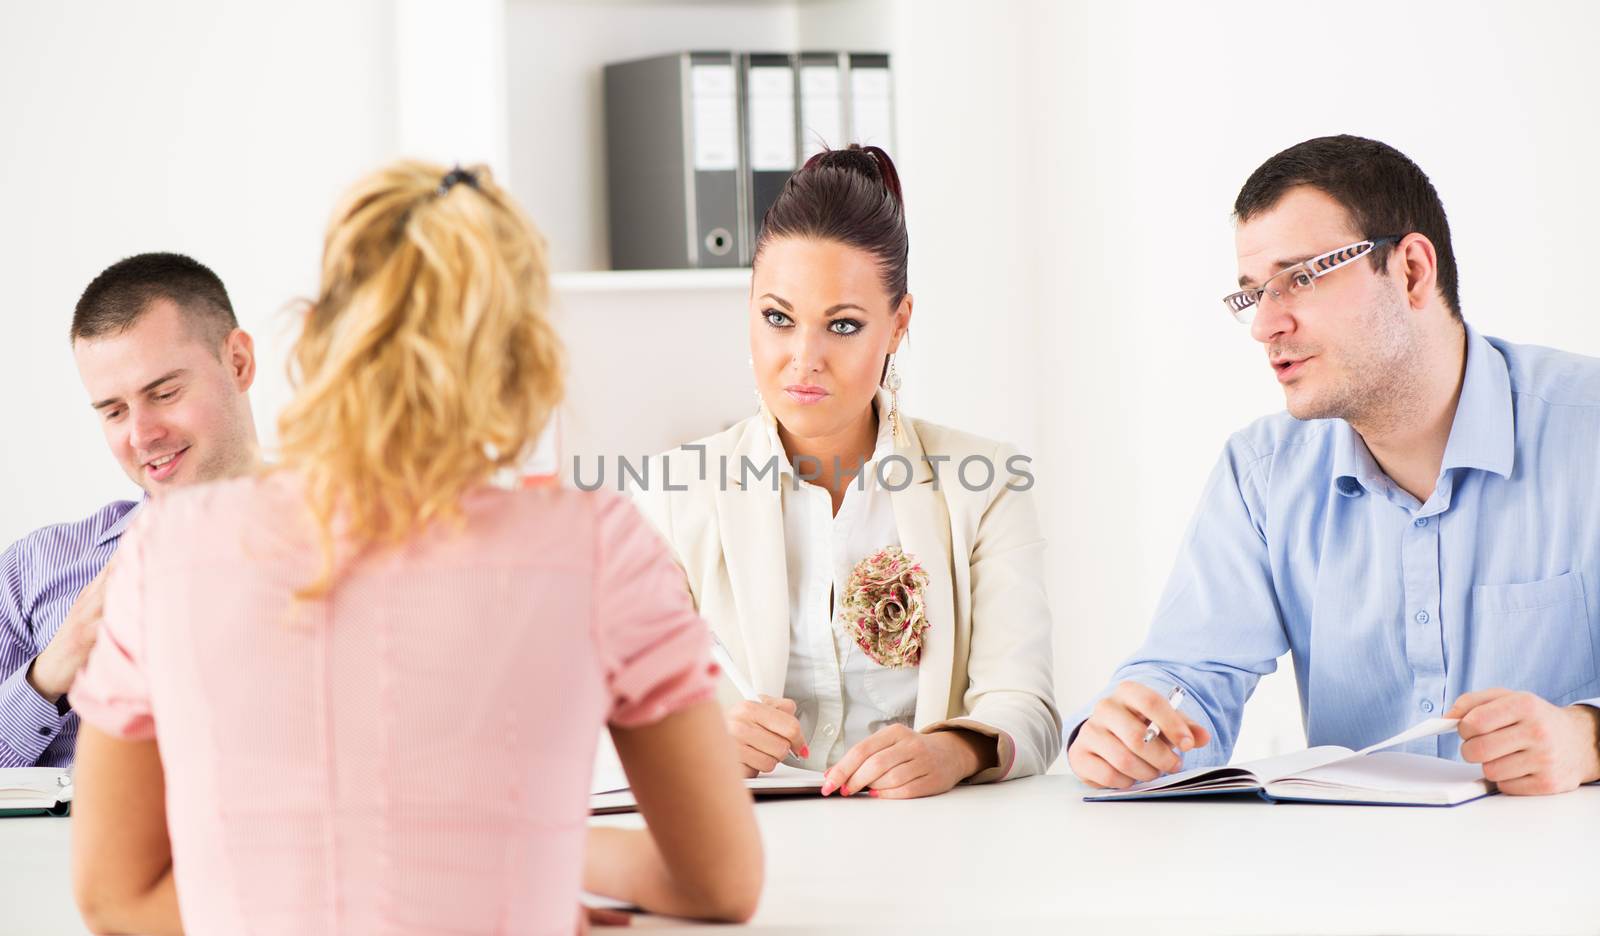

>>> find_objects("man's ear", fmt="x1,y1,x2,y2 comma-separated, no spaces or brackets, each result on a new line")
1396,234,1439,313
225,328,257,392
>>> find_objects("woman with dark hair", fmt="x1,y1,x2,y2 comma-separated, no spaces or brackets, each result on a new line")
635,145,1060,799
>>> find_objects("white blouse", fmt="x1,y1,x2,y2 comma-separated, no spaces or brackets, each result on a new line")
769,406,920,769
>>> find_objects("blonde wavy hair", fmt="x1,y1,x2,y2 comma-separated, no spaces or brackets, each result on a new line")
278,160,563,597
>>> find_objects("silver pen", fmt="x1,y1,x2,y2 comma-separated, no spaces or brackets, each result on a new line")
1141,686,1187,744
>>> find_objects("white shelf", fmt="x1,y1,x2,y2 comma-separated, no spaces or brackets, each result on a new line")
550,268,751,293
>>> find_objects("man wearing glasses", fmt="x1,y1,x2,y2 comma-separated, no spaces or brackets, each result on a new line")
1067,135,1600,796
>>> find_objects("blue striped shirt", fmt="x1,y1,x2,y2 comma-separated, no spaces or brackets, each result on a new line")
1,499,137,767
1078,326,1600,768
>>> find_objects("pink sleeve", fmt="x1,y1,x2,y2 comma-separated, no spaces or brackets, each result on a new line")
589,491,716,727
68,511,155,741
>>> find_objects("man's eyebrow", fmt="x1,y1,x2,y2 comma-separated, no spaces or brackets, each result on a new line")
760,293,792,311
90,369,187,410
1238,255,1315,288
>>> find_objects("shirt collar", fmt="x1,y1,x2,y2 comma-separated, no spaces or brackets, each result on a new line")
94,497,145,547
764,388,898,486
1331,324,1515,496
1438,324,1515,480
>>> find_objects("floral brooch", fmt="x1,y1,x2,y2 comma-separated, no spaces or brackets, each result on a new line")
838,546,930,668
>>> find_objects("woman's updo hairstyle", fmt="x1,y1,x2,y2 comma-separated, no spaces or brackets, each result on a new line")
753,144,908,306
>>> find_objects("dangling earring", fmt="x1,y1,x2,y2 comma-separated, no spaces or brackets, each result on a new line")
750,356,776,427
882,355,906,446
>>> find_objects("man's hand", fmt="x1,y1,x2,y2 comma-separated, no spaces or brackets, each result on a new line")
1067,681,1212,789
28,556,117,702
822,724,995,799
1448,689,1600,795
725,695,808,777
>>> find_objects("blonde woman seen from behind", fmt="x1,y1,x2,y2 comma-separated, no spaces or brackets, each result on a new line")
68,161,761,935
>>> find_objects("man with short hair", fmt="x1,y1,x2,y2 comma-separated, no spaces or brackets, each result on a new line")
0,252,260,767
1068,135,1600,796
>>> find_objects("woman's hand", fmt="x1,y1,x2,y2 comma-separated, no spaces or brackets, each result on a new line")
822,724,996,799
725,695,809,777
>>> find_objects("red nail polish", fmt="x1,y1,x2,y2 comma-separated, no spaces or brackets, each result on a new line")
799,746,810,758
868,789,880,798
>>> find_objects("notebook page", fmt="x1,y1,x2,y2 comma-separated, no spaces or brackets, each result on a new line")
1355,717,1460,755
1268,751,1490,804
747,762,826,791
1232,745,1358,784
0,767,72,801
1099,744,1351,795
1107,765,1257,796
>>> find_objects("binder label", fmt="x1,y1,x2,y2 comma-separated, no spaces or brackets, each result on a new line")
691,64,738,171
747,65,797,171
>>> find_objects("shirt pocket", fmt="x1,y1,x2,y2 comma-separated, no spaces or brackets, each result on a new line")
860,656,919,723
1469,571,1597,702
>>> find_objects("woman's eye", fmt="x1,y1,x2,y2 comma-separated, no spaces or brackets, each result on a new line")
763,309,791,327
829,319,862,335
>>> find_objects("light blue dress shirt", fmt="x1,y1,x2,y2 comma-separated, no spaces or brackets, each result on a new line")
1078,326,1600,768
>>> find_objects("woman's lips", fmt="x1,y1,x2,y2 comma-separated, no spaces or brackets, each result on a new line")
784,386,830,405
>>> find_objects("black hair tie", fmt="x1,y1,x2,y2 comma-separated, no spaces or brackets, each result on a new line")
436,165,482,197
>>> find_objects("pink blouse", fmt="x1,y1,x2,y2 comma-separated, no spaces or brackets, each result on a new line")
71,474,713,935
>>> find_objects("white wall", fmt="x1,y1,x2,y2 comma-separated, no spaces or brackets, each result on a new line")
0,0,398,541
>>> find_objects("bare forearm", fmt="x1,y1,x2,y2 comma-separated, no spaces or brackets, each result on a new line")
584,827,756,921
80,868,180,936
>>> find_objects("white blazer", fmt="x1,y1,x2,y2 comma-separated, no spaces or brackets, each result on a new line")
633,410,1061,782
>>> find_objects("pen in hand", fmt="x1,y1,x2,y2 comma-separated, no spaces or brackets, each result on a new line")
709,630,808,765
1141,686,1187,745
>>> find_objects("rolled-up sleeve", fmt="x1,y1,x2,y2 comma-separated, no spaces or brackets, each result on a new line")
590,491,717,728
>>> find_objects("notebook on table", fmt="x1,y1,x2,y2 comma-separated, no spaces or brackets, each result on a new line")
0,767,74,817
591,762,826,816
1085,717,1495,806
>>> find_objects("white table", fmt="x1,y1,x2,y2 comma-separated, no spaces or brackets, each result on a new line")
8,777,1598,934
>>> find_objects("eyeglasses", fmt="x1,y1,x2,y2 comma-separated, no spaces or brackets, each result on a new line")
1222,235,1400,325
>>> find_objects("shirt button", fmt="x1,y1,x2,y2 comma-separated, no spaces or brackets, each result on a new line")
1420,699,1435,714
1414,517,1428,527
36,726,50,736
822,724,837,737
1415,610,1430,624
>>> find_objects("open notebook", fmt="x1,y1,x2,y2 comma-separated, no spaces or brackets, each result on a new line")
591,762,826,816
0,767,74,817
1085,717,1495,806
